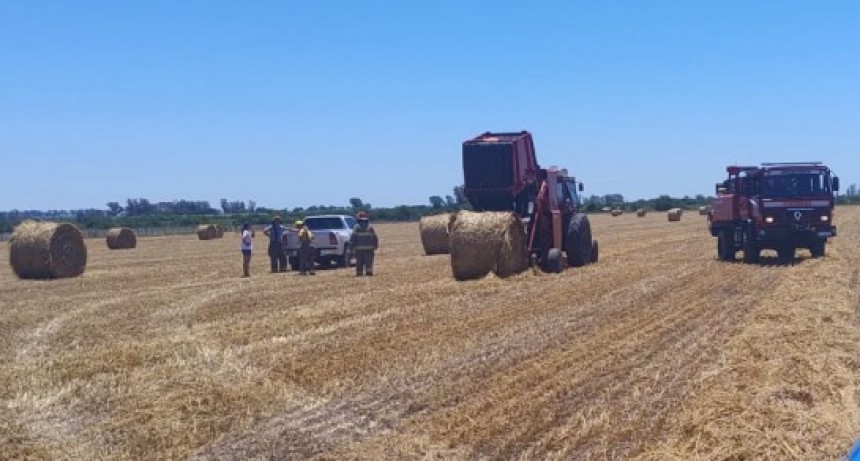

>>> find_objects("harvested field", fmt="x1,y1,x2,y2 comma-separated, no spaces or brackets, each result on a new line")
2,208,860,460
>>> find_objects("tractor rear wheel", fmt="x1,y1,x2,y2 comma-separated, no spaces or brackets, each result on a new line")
717,229,734,261
566,213,593,267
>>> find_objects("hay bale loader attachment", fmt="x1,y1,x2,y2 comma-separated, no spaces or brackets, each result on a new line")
451,131,598,278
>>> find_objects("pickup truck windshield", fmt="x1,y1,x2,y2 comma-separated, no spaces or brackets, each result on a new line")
304,217,346,230
762,173,829,198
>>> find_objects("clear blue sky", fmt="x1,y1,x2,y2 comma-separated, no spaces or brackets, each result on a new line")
1,1,858,211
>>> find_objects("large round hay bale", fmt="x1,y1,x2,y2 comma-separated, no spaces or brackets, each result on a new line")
214,224,225,239
611,209,623,217
105,227,137,249
9,220,87,279
419,213,451,255
636,208,647,217
698,206,709,216
197,224,218,240
449,211,528,281
667,208,683,222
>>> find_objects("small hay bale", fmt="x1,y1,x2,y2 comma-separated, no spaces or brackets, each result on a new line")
9,220,87,279
419,213,451,255
105,227,137,249
449,211,529,280
197,224,218,240
611,209,623,217
636,209,647,217
698,206,709,216
667,208,683,222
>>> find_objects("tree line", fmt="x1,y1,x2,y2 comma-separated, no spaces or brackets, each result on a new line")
1,184,857,234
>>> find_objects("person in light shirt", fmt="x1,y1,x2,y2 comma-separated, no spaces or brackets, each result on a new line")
240,223,254,277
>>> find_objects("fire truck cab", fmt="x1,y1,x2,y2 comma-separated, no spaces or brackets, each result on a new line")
708,162,839,263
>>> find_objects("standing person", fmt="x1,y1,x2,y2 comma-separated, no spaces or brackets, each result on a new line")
240,223,254,277
263,215,287,273
296,220,316,276
350,211,379,276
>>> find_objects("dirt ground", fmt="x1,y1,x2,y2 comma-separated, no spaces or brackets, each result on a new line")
2,209,859,460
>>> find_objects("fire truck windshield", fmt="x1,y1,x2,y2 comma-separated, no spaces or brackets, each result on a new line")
762,173,829,198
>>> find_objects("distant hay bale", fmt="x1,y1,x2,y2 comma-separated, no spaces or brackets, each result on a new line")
636,209,647,217
667,208,683,222
105,227,137,249
449,211,529,281
9,220,87,279
611,209,623,217
419,213,451,255
214,224,225,238
698,206,709,216
197,224,218,240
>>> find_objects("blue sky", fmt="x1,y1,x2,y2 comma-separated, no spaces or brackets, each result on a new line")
1,1,858,211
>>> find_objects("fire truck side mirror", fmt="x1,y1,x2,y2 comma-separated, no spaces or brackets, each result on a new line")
715,183,726,195
833,176,840,192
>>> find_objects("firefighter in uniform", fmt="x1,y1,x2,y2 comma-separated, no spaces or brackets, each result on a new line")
262,215,287,273
296,220,316,275
350,211,378,276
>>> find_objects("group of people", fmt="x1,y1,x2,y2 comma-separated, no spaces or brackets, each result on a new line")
239,212,378,277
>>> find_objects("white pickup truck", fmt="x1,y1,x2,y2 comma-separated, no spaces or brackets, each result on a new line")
284,214,357,269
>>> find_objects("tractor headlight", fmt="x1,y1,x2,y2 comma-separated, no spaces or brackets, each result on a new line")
765,216,774,224
820,215,829,222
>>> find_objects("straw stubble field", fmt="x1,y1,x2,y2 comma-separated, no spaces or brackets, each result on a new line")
2,209,860,460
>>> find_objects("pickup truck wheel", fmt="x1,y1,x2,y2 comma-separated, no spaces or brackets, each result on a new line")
338,244,353,267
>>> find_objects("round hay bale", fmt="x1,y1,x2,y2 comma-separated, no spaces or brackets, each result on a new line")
197,224,218,240
105,227,137,249
636,208,647,217
611,209,623,217
667,208,683,222
449,211,528,281
214,224,225,239
419,213,451,255
9,220,87,279
698,206,709,216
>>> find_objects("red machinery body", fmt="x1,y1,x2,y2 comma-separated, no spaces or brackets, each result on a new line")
461,131,598,271
708,162,839,263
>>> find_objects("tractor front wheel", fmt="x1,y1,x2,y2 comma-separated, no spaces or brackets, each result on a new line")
546,248,563,273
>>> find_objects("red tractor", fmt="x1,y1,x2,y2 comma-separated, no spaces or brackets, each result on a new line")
462,131,598,272
708,162,839,263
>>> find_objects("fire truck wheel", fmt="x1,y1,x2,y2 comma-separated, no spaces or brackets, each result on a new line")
742,231,759,264
717,230,734,261
566,213,592,267
777,245,795,264
810,240,826,258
